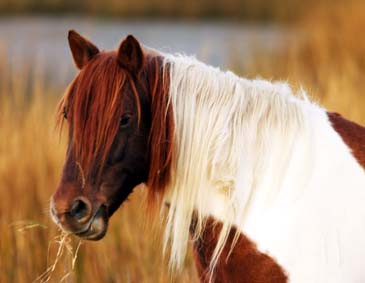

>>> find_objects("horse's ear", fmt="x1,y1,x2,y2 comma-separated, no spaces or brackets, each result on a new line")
68,30,99,69
117,35,144,74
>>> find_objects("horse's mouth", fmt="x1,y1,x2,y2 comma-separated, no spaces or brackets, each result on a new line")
75,205,108,240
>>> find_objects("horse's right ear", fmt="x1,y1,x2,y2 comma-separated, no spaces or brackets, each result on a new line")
117,35,144,75
68,30,99,69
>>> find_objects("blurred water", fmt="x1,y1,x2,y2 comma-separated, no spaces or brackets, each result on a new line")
0,16,284,86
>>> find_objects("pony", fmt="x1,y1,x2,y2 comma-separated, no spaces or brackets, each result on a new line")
50,30,365,283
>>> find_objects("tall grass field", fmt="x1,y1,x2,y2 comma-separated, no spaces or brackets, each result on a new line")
1,1,365,282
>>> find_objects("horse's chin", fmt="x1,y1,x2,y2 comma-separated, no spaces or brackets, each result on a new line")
75,205,108,241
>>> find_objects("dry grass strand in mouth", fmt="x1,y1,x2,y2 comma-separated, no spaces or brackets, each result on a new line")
33,232,82,283
10,222,82,282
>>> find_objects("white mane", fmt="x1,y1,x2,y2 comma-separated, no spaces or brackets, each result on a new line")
159,54,365,282
161,54,310,270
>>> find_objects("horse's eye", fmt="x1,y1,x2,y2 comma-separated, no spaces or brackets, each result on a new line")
120,114,131,129
63,108,68,120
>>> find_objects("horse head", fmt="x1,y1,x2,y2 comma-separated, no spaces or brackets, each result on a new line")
50,30,172,240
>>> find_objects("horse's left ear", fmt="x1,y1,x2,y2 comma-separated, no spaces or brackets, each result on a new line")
68,30,100,70
117,35,144,74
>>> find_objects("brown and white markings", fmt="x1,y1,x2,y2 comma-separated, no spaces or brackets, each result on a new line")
50,31,365,283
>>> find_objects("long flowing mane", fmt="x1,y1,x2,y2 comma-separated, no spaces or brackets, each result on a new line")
161,54,310,271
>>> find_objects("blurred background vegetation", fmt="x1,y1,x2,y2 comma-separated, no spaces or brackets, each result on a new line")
1,0,365,282
0,0,337,21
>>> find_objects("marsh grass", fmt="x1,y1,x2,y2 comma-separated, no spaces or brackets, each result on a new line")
1,1,365,282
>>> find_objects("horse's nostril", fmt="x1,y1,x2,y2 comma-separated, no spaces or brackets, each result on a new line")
70,198,90,221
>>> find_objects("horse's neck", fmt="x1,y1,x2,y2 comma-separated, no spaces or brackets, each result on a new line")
165,54,312,224
160,54,365,274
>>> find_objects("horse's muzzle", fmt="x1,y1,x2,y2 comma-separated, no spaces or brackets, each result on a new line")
75,205,108,240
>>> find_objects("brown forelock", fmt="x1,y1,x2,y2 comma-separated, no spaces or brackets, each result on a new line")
190,216,288,283
57,51,142,182
328,112,365,168
145,56,174,206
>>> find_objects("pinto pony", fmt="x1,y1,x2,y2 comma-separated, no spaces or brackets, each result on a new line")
50,30,365,283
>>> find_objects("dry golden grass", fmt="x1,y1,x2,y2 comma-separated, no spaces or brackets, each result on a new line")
1,1,365,282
